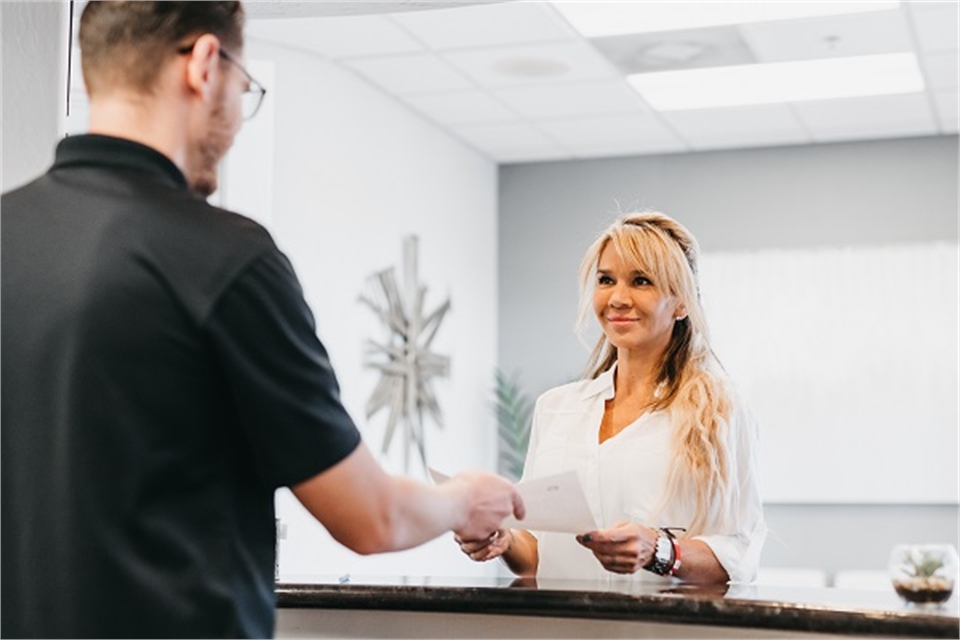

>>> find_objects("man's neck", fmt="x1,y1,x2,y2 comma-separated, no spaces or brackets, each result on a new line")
87,96,188,175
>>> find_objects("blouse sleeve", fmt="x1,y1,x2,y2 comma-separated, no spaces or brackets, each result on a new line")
692,398,767,583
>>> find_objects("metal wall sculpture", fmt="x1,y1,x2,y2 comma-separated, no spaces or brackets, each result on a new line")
360,236,450,474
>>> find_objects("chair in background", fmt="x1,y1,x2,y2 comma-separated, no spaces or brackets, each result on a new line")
832,570,890,590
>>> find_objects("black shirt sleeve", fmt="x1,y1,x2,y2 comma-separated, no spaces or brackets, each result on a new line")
204,249,362,489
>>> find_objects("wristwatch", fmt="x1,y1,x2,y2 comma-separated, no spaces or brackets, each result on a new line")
644,528,682,576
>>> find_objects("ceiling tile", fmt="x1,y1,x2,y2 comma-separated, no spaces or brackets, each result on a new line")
451,122,572,163
907,2,960,53
389,2,576,50
662,104,811,150
492,80,647,119
793,93,938,142
442,41,618,89
403,91,518,125
922,52,960,90
345,54,474,95
739,9,912,62
536,113,688,156
932,90,959,133
246,15,423,59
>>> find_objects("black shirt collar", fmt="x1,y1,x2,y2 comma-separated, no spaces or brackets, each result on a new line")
53,134,189,190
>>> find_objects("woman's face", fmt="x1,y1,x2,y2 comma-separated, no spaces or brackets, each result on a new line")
592,243,682,357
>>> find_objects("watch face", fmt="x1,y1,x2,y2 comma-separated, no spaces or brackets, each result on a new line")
656,535,672,562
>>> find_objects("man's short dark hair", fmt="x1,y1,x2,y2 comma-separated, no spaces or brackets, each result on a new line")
79,1,245,95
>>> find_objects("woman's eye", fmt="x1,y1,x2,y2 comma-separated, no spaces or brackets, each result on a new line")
597,274,614,285
633,276,651,286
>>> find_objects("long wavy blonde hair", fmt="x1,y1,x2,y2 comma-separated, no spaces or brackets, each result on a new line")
577,212,733,536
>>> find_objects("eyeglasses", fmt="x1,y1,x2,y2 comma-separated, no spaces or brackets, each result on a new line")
177,43,267,120
218,49,267,120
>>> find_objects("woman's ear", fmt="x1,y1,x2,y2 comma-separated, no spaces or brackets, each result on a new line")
674,302,687,321
183,33,222,100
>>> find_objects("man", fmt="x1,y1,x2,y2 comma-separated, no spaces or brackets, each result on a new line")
1,2,523,637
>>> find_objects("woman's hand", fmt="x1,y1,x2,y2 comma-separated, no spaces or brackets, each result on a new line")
455,528,514,562
575,521,659,574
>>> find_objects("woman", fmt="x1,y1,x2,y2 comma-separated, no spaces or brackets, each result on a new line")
458,212,766,585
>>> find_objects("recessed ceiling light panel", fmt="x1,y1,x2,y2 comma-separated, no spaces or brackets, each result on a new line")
628,52,925,110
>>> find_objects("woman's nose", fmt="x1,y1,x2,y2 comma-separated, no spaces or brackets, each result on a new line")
608,284,631,307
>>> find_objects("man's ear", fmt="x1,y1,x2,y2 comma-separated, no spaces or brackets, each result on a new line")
183,33,222,100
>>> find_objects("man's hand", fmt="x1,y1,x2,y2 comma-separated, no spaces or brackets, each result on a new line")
448,471,524,542
292,445,525,556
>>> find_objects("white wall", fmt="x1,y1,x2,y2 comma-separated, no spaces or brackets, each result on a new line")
234,38,501,581
698,242,958,504
1,1,68,192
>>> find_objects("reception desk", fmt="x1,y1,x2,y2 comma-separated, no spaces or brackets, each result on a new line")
275,576,959,639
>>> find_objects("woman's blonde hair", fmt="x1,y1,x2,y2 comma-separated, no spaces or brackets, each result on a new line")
577,212,733,536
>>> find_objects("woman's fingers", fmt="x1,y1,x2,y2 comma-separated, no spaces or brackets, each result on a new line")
456,529,509,562
577,524,653,574
595,553,644,573
578,522,659,573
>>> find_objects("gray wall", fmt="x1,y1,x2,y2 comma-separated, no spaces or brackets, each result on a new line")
498,135,959,581
1,1,67,193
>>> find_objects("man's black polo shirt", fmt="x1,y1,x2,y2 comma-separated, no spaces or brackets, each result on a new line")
1,135,361,638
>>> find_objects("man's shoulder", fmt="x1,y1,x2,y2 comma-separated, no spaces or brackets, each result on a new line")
1,172,56,209
110,181,279,271
187,199,275,249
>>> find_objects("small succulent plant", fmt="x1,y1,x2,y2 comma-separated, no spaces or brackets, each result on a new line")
901,549,945,579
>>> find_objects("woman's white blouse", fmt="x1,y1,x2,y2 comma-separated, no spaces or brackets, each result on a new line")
520,367,766,585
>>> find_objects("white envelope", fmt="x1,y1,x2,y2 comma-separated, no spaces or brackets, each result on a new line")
429,468,597,534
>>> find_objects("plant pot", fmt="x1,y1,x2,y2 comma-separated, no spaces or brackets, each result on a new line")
889,544,958,608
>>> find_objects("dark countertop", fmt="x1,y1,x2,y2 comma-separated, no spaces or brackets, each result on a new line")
276,575,960,638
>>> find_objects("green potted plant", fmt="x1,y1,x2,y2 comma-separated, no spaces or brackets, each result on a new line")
492,370,532,482
889,544,958,607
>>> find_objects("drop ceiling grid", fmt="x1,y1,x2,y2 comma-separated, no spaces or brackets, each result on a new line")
736,8,921,144
661,105,814,152
64,0,954,163
428,2,696,161
932,91,959,133
247,15,425,59
366,2,667,160
391,1,952,161
383,3,594,161
376,2,643,161
907,1,960,53
903,1,960,134
241,1,958,164
792,93,939,143
386,1,581,50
